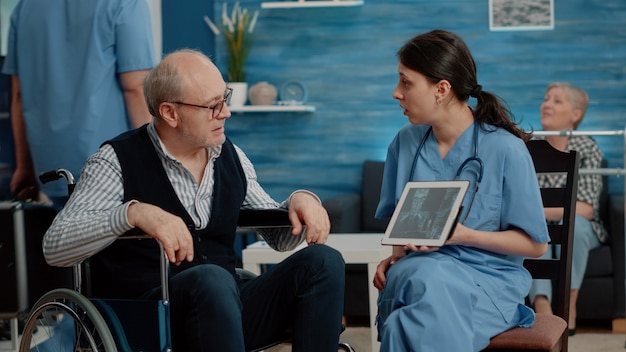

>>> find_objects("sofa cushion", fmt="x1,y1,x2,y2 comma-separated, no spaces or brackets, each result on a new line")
578,277,615,319
585,245,613,277
361,161,389,232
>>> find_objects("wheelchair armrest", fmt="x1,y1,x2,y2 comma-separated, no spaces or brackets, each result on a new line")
235,268,258,281
79,234,171,302
237,208,290,228
123,235,170,301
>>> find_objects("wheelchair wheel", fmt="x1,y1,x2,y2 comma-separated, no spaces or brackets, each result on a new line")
338,341,356,351
19,288,118,352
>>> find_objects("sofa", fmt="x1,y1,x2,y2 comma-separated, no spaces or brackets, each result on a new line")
323,160,625,329
578,164,625,330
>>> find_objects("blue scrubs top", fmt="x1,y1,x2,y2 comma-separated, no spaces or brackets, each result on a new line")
2,0,156,197
375,122,550,351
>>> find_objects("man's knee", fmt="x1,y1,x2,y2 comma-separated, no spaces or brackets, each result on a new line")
173,264,239,298
169,265,244,350
300,245,346,294
303,244,345,273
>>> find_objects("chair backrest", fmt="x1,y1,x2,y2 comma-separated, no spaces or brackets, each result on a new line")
525,139,580,349
597,159,609,228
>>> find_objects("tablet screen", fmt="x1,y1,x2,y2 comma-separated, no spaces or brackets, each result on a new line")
381,180,469,246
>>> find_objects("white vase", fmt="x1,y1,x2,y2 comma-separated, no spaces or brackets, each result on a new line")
248,81,278,106
227,82,248,107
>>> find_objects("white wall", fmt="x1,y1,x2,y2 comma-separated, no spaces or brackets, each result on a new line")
0,0,19,56
145,0,162,61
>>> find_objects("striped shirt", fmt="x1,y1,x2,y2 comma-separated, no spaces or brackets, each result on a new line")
536,135,608,243
43,123,309,267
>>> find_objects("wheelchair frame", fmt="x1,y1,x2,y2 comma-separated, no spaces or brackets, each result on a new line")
17,168,355,352
19,169,172,352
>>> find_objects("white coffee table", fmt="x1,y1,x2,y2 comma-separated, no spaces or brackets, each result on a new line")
242,233,391,351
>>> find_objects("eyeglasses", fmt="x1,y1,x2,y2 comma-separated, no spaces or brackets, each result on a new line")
172,88,233,119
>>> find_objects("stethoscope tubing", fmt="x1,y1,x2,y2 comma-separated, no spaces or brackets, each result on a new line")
408,121,483,223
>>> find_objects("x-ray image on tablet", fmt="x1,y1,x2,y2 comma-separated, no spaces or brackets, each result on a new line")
381,181,469,247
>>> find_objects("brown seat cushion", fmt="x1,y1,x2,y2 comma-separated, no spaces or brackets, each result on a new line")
485,313,567,351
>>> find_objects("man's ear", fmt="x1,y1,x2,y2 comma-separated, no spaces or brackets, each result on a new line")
159,103,179,127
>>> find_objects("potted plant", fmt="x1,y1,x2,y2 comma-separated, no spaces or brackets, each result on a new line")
204,2,259,106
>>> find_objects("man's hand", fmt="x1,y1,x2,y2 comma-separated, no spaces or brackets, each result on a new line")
288,192,330,245
127,201,194,266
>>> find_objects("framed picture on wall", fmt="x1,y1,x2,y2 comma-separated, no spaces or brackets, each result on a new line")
489,0,554,31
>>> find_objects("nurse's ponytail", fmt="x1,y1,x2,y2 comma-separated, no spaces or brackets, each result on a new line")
471,87,532,141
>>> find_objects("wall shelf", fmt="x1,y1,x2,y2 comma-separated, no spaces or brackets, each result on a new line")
261,0,363,9
228,105,316,113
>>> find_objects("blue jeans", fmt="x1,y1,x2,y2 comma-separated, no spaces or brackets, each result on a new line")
144,244,345,352
529,215,601,302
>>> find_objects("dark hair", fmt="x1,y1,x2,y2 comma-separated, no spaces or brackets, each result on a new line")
397,29,531,141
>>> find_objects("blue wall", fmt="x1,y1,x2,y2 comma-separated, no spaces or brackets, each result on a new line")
162,0,214,56
204,0,626,199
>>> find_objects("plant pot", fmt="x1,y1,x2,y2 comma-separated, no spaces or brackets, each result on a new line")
227,82,248,107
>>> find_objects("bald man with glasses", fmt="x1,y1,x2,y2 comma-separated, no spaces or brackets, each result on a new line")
42,49,346,352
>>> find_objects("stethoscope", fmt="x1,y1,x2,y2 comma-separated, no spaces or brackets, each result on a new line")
409,121,484,223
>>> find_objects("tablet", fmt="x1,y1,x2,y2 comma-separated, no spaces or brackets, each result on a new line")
381,180,469,247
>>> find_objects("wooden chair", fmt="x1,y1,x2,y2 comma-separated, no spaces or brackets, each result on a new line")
484,139,580,352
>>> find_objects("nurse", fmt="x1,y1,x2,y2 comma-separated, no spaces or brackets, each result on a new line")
373,29,551,351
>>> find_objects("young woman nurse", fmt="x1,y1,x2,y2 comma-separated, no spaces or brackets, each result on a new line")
373,29,550,352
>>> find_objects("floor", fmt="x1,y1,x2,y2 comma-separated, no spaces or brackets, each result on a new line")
3,318,625,352
567,320,626,352
268,320,626,352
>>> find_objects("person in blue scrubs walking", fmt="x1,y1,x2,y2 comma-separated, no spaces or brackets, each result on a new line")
373,29,551,351
2,0,156,209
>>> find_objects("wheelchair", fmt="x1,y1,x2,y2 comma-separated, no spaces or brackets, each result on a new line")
18,168,356,352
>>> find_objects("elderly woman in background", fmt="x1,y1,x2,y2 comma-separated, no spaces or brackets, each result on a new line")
530,82,607,336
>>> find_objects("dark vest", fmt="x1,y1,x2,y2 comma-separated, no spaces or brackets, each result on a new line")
89,126,246,298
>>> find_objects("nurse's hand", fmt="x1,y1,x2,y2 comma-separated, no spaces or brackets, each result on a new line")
373,247,406,290
404,243,440,252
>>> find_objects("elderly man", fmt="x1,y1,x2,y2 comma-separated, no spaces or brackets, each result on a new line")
43,49,345,351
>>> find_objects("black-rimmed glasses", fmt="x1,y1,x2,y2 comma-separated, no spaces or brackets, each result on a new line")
173,87,233,118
